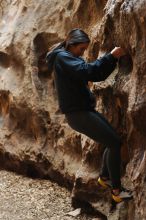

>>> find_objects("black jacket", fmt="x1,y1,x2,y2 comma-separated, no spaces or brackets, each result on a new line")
46,48,118,114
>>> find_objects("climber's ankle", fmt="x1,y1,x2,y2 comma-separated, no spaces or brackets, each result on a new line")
100,175,109,180
112,188,120,195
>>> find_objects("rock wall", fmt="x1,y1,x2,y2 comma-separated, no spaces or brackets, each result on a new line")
0,0,146,219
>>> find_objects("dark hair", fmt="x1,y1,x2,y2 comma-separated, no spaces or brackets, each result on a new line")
52,28,90,51
65,28,90,48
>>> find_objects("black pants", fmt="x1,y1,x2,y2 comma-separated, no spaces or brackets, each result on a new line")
65,110,122,189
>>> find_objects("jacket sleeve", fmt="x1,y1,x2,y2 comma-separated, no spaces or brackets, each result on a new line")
55,52,118,82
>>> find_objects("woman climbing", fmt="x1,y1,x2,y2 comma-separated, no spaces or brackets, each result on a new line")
46,28,133,203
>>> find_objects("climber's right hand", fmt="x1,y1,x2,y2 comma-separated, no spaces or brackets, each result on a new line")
110,47,126,59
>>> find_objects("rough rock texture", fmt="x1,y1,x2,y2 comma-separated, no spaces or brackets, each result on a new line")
0,0,146,219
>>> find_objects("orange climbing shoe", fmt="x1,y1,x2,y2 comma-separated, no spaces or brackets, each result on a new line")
112,187,133,203
97,176,112,189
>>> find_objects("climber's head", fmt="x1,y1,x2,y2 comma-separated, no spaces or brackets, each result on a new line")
65,28,90,57
46,29,90,73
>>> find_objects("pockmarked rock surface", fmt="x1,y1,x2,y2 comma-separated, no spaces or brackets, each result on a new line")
0,0,146,219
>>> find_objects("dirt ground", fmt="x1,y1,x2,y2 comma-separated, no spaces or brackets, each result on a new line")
0,169,100,220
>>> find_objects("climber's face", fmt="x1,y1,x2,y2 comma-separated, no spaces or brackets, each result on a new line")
68,42,89,57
